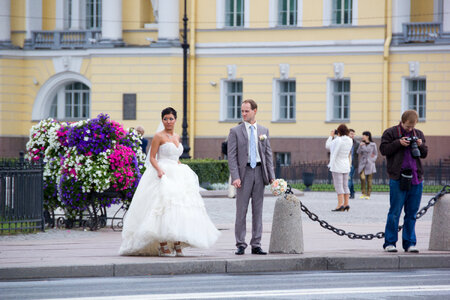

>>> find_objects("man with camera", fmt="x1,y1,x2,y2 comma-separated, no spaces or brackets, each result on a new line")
380,110,428,253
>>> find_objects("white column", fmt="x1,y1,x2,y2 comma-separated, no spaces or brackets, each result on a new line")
26,0,42,39
102,0,122,40
0,0,11,41
158,0,179,40
392,0,411,34
55,0,64,30
443,0,450,32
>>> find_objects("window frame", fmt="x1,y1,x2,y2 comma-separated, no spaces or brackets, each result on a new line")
273,79,296,122
402,77,427,121
278,0,298,26
48,82,91,121
220,79,243,122
327,78,351,122
86,0,102,30
225,0,245,27
332,0,353,25
275,152,291,167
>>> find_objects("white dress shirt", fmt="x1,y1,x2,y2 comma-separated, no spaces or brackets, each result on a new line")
244,121,261,163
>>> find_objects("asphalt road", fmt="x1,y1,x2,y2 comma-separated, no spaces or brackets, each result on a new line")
1,269,449,299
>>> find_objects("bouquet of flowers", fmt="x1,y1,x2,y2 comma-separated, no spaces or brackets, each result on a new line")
270,178,288,196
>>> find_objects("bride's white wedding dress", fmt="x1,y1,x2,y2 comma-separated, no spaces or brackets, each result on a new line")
119,142,220,256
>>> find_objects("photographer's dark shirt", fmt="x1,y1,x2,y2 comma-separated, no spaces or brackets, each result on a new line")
400,129,421,185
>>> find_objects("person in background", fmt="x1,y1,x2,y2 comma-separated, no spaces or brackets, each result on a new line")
348,129,359,199
325,124,353,212
357,131,378,200
380,110,427,253
136,125,148,154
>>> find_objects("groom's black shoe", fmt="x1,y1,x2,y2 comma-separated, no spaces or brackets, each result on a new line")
235,246,245,255
251,247,267,255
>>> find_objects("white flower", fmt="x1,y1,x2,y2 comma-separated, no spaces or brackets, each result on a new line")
84,136,89,141
259,134,267,141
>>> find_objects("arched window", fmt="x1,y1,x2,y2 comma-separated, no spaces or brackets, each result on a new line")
48,82,90,120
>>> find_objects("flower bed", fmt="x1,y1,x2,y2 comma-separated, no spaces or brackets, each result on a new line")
26,114,146,223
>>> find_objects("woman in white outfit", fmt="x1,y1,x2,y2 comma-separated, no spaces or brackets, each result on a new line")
325,124,353,212
119,107,220,256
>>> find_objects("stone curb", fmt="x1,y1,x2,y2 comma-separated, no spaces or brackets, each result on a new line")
2,254,449,280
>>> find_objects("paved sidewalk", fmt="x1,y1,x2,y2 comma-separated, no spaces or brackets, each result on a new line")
0,191,449,280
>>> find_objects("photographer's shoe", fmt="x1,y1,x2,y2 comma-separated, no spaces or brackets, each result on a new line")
406,246,419,253
384,245,398,253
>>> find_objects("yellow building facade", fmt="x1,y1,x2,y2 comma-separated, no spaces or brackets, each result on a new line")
1,0,449,163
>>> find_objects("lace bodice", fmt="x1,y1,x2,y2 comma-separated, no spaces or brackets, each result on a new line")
158,142,183,161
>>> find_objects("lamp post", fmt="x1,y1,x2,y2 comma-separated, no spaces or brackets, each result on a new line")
180,0,191,159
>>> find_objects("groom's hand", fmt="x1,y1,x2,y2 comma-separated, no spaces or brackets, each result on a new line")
232,179,241,188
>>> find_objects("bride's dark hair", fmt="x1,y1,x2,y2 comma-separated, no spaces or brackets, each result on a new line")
161,107,177,119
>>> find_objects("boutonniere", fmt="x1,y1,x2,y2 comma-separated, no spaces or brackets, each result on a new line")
259,134,267,141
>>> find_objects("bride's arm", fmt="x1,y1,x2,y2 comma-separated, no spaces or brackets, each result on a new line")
150,134,165,178
176,134,182,164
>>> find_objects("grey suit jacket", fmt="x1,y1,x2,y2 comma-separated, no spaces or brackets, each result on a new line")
227,123,275,185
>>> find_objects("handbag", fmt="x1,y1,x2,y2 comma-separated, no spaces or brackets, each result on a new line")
399,168,413,191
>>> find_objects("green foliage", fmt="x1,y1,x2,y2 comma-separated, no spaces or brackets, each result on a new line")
180,159,229,184
0,218,38,235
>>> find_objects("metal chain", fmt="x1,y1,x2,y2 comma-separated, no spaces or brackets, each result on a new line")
285,184,450,240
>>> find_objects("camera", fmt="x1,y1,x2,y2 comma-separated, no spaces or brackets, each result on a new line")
334,129,338,135
406,136,421,158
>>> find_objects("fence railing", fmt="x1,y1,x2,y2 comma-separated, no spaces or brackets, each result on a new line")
276,159,450,193
28,30,102,49
403,22,442,43
0,159,44,234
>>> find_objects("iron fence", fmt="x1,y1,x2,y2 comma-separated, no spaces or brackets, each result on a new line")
276,159,450,193
0,158,44,234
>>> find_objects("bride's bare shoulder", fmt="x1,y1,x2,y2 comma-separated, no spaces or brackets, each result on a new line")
152,132,165,143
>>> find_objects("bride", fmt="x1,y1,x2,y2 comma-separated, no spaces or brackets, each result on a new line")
119,107,220,256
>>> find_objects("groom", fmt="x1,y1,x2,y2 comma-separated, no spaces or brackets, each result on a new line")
227,99,275,255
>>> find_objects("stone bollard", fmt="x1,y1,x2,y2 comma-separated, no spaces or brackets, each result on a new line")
429,193,450,250
269,193,304,254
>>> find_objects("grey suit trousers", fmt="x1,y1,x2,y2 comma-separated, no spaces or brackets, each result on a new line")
235,165,265,249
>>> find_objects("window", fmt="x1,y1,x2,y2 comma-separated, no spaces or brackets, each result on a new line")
226,81,243,120
276,152,291,166
49,95,58,119
86,0,102,29
64,0,72,29
407,78,426,120
274,80,296,121
278,0,297,26
332,0,352,25
48,82,90,120
331,80,350,121
65,83,90,119
225,0,244,27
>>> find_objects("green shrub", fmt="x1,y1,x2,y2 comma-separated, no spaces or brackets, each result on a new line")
181,159,229,184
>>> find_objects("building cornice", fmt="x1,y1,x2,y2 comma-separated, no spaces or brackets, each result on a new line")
390,44,450,54
196,39,385,56
0,47,183,59
196,25,385,32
